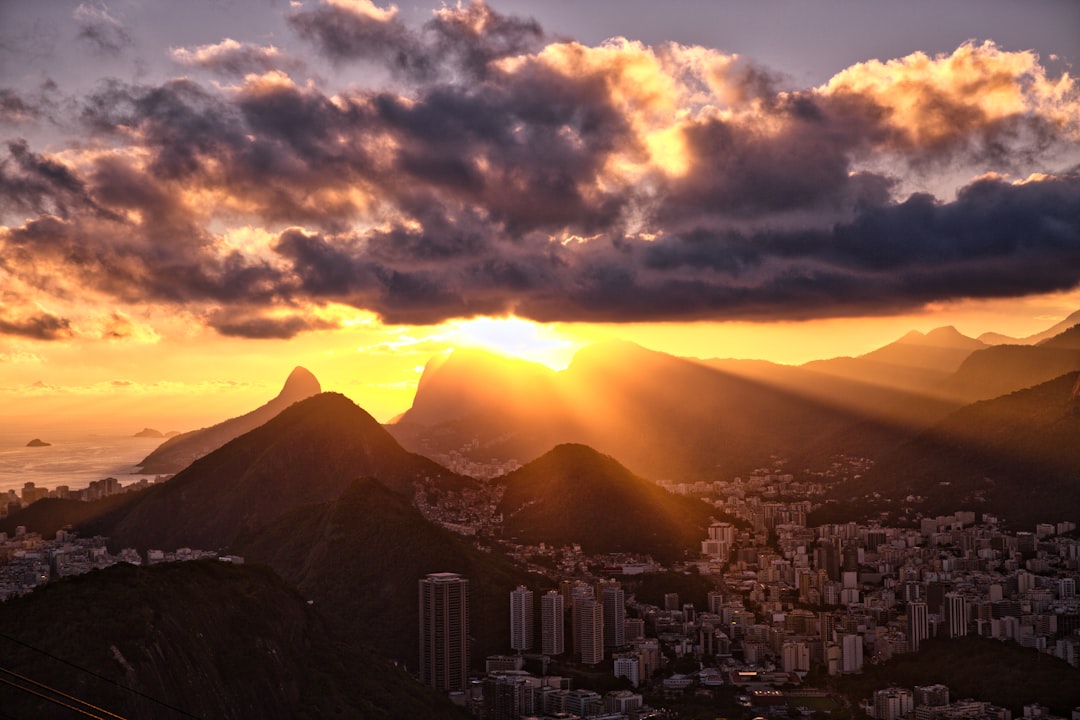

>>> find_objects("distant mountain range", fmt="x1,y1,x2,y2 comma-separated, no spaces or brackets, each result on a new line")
391,340,932,484
391,313,1080,487
977,309,1080,345
137,366,322,473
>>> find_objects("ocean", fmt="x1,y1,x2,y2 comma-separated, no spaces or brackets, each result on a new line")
0,432,166,496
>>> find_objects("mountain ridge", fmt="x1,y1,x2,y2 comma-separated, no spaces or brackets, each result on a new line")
138,366,322,474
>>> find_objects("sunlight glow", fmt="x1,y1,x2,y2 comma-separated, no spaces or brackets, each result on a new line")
444,316,581,370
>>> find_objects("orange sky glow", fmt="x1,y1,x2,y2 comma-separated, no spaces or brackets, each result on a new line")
1,0,1079,434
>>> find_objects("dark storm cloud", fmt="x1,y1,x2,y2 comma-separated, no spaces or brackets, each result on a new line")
288,1,433,79
0,140,118,221
74,2,133,56
0,311,73,340
208,309,337,339
2,8,1079,335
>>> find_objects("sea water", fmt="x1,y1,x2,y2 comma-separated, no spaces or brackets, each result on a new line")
0,431,165,495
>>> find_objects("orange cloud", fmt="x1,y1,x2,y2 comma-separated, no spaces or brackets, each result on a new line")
820,40,1080,153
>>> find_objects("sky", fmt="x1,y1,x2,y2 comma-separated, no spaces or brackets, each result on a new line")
1,0,1079,431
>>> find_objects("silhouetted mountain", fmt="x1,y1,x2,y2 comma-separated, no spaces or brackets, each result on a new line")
390,349,578,471
833,371,1080,528
390,342,947,483
236,477,537,671
400,349,560,427
941,324,1080,403
101,392,470,551
133,427,164,438
497,444,719,562
978,309,1080,345
26,438,50,447
0,560,465,719
138,366,322,473
1039,323,1080,350
803,326,986,396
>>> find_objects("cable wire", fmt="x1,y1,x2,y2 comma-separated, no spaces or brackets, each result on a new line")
0,666,127,720
0,672,116,720
0,632,203,719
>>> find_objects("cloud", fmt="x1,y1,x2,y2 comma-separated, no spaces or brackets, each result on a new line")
289,0,544,81
819,41,1080,167
0,90,40,124
170,39,305,77
73,2,133,56
0,310,73,340
207,309,337,339
2,7,1079,335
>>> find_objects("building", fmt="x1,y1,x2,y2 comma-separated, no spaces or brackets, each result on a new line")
782,640,810,674
576,598,605,665
841,633,863,673
613,653,641,687
944,593,968,639
540,590,565,656
483,672,531,720
908,601,929,652
600,580,626,648
510,585,534,652
874,687,915,720
914,684,950,707
419,572,469,692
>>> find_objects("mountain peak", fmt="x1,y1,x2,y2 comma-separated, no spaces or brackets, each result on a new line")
277,366,321,402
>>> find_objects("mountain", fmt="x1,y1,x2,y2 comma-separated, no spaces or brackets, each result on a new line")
389,341,949,483
978,309,1080,345
98,392,470,551
940,324,1080,403
802,325,987,396
133,427,164,438
137,366,322,473
390,349,578,472
496,443,720,563
236,477,538,670
0,560,465,719
400,349,561,427
830,371,1080,528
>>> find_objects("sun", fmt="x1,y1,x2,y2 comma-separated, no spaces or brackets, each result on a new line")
444,316,583,370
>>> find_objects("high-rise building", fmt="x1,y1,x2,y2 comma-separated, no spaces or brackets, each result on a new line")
540,590,565,656
576,598,604,665
944,592,968,639
841,633,863,673
908,601,929,652
600,581,626,648
510,585,534,652
781,640,810,673
419,572,469,692
571,582,595,655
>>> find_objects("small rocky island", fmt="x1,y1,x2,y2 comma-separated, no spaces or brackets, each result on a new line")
26,438,51,447
134,428,165,438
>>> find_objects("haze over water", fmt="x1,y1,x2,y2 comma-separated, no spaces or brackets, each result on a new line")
0,432,163,495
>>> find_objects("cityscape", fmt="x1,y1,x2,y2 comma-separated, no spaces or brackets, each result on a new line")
2,0,1080,718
